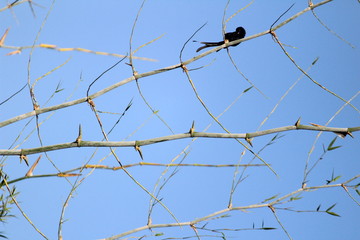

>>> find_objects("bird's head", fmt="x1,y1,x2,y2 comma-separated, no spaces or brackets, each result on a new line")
236,27,246,37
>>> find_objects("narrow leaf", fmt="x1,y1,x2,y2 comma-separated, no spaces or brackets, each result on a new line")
262,194,279,203
326,203,336,212
327,137,341,151
316,204,321,211
355,189,360,196
290,196,302,201
328,146,341,151
326,211,340,217
243,86,253,93
332,175,341,182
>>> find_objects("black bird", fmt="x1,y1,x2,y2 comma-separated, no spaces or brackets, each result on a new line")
195,27,246,52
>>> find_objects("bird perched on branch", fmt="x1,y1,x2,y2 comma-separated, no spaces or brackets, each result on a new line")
194,27,246,52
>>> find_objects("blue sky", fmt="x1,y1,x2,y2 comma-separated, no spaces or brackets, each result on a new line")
1,0,359,239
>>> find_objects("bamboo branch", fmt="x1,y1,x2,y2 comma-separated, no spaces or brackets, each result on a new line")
0,124,357,156
0,0,336,129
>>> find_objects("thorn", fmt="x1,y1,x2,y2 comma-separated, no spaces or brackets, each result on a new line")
310,122,322,127
25,155,42,177
135,141,143,160
20,153,29,166
308,0,314,8
294,117,301,127
0,28,10,46
333,130,353,139
6,50,21,56
245,134,253,147
74,124,82,146
189,121,195,137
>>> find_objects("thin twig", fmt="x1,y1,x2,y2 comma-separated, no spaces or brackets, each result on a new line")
270,32,359,112
102,175,360,239
309,1,355,48
1,174,48,239
302,91,360,185
268,206,293,240
258,57,319,130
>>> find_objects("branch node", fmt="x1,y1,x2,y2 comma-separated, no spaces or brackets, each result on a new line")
87,98,96,108
181,64,188,73
268,205,275,213
341,183,348,192
33,103,40,111
133,71,139,80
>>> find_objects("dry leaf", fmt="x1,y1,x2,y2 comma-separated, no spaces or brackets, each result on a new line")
6,50,21,56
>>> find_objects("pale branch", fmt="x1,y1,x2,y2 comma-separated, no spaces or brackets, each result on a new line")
0,0,335,129
102,175,359,240
7,162,266,185
0,124,357,156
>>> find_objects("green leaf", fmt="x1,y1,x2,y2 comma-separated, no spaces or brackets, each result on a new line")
328,146,341,151
356,189,360,196
55,88,64,93
243,86,253,93
262,194,279,203
326,211,340,217
290,196,302,201
327,137,341,151
312,57,320,65
332,175,341,182
155,233,164,236
0,232,8,239
316,204,321,211
326,203,336,212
